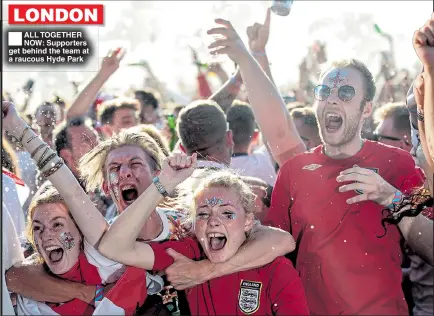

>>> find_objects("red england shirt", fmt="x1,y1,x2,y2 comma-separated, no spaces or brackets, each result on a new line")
150,238,309,315
264,141,424,315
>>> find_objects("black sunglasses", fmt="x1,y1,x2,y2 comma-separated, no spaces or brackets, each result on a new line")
314,84,356,102
373,132,411,146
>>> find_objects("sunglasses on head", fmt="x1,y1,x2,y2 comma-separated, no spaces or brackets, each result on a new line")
314,84,356,102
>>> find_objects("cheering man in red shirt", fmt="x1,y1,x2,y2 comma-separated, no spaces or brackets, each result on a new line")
160,15,424,314
263,61,424,314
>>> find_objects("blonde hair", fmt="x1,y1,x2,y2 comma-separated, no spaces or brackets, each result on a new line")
190,170,256,220
128,124,170,157
79,130,165,192
26,186,75,263
320,58,376,102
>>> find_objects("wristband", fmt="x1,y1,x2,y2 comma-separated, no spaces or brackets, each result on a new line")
417,110,424,122
387,190,403,211
95,284,104,306
229,76,242,89
251,51,266,57
153,177,169,197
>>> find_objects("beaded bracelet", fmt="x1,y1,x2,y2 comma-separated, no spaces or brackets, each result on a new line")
417,110,424,122
38,153,57,169
387,190,404,211
37,147,50,167
95,284,104,306
26,134,39,144
229,76,242,89
41,158,64,178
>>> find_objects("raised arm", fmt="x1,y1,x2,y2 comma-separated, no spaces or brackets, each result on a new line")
2,102,107,247
209,67,243,112
98,153,197,269
207,16,306,167
413,14,434,168
66,48,124,120
6,263,95,303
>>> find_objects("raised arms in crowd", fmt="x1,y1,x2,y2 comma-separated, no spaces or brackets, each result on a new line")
66,48,125,120
207,14,306,167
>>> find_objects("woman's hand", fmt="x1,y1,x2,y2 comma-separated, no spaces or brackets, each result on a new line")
159,153,197,194
2,101,24,135
413,13,434,69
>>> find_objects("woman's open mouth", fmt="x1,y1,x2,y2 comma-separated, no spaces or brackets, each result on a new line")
45,245,64,264
120,184,139,205
325,112,343,133
207,232,227,252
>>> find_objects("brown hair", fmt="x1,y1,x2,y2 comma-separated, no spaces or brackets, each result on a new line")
374,102,411,134
320,59,376,104
98,98,140,125
291,106,319,131
177,100,228,156
79,130,165,192
226,101,256,147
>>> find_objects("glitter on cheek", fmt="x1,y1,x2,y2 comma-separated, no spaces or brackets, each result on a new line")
109,172,119,185
113,186,121,201
60,232,75,250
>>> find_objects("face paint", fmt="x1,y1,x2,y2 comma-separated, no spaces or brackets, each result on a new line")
328,69,347,88
60,232,75,250
205,197,224,207
109,172,120,201
109,172,119,185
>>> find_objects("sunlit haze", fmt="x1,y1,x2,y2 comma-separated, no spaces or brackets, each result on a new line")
2,0,431,111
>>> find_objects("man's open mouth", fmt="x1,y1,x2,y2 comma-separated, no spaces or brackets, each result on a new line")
121,184,138,205
207,232,227,252
45,245,64,263
325,112,343,132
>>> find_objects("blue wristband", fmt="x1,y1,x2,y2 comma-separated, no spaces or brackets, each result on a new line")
387,191,403,210
251,51,266,57
95,284,104,304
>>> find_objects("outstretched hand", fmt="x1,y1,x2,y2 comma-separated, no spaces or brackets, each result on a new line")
100,47,126,78
159,153,197,194
247,8,271,53
207,19,250,65
413,13,434,68
2,101,22,133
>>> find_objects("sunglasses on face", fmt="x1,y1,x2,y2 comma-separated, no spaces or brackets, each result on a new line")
373,133,411,146
314,84,356,102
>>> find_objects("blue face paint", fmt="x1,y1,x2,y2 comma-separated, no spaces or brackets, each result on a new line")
60,232,75,250
205,197,224,207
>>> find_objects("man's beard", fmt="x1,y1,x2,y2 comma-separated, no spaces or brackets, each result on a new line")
319,111,363,148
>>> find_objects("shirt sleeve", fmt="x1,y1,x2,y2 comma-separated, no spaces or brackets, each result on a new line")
83,239,125,284
269,258,309,315
392,151,425,194
263,165,294,236
150,238,201,271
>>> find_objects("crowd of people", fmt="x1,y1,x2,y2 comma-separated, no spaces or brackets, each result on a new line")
2,7,433,316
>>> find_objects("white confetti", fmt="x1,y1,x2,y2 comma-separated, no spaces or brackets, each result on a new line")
310,225,314,229
344,240,347,243
5,187,9,192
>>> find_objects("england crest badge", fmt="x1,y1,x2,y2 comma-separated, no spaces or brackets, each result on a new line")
238,280,262,314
